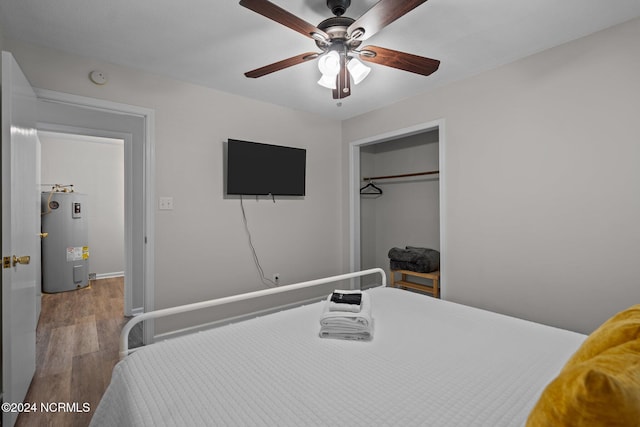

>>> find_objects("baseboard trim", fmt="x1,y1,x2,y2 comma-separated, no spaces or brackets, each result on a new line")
95,272,125,280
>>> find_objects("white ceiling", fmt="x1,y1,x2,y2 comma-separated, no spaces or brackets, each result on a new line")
2,0,639,120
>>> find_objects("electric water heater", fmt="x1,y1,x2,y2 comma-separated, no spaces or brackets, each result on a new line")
41,192,90,293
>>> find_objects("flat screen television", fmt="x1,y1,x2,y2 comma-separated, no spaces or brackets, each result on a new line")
226,139,306,196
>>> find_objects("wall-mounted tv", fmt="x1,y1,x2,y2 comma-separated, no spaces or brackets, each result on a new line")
226,139,306,196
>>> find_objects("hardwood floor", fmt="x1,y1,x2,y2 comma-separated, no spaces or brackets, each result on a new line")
16,277,126,427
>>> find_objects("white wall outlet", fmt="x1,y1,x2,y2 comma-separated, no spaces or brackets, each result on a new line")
159,197,174,210
273,273,280,284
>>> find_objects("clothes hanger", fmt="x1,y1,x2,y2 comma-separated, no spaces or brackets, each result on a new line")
360,179,383,195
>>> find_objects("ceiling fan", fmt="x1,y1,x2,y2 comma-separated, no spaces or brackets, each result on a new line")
240,0,440,99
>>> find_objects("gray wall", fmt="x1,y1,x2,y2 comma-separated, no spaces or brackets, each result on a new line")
39,132,125,278
343,17,640,335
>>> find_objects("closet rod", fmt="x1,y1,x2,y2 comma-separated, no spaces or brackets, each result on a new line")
362,170,439,181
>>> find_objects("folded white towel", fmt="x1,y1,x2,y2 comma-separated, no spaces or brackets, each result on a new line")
319,291,373,341
328,289,362,313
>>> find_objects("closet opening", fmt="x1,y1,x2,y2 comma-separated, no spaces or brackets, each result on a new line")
348,119,445,296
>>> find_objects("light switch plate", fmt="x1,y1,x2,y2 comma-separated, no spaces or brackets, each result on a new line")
159,197,174,210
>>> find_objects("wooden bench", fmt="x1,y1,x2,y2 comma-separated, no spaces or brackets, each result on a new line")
389,269,440,298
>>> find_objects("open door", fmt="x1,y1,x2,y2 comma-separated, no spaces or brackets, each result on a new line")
1,51,40,427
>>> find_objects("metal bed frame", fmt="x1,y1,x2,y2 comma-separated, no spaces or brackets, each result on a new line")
119,268,386,359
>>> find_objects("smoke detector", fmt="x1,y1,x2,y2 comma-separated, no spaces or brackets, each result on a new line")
89,70,108,85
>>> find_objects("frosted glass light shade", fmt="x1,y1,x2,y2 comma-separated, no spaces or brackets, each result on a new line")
318,51,341,76
347,58,371,85
317,73,337,89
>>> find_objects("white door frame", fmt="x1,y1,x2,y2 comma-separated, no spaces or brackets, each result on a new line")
34,88,156,342
348,119,447,297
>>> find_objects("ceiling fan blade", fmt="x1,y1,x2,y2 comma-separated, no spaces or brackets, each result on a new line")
239,0,329,41
333,56,351,99
245,52,319,78
348,0,429,41
359,45,440,76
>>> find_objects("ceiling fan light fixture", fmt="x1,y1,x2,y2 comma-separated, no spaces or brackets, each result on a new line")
240,0,440,99
347,57,371,85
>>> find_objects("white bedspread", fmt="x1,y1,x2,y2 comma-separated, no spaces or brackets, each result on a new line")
90,287,585,426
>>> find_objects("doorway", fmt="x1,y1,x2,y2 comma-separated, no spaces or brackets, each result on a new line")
348,119,446,296
34,89,155,342
39,131,125,286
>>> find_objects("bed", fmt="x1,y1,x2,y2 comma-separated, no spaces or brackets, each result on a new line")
90,268,640,426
